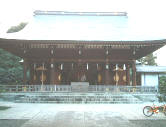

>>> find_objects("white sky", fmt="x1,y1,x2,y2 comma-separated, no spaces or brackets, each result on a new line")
0,0,166,65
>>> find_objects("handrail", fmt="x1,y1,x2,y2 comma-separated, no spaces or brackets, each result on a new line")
0,85,158,93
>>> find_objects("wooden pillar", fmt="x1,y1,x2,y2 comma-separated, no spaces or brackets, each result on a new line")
115,64,119,86
33,63,37,85
126,64,131,86
23,59,28,85
77,59,82,82
50,58,55,84
97,63,102,84
29,63,34,85
132,60,136,86
52,63,62,85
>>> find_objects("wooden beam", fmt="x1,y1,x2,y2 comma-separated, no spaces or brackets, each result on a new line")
27,58,134,63
132,60,136,86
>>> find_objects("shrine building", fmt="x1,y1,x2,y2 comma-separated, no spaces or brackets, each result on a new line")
0,11,166,86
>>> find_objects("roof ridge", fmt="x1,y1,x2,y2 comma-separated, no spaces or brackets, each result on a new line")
34,10,127,16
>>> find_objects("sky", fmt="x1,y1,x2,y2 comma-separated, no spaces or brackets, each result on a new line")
0,0,166,65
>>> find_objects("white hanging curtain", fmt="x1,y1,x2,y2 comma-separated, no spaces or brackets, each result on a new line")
123,64,126,70
87,63,89,70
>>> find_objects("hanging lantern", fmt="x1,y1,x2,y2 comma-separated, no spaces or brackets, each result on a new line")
116,64,118,70
87,63,89,70
79,49,82,55
106,64,109,69
61,64,63,70
40,73,46,82
114,73,119,82
123,75,127,82
133,47,136,55
106,50,109,55
42,63,45,69
98,74,102,83
51,63,54,68
97,64,99,70
123,64,126,70
51,49,54,54
58,74,61,81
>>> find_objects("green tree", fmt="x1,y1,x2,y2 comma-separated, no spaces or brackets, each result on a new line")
0,49,23,85
6,22,27,33
0,22,27,85
159,76,166,102
138,53,157,65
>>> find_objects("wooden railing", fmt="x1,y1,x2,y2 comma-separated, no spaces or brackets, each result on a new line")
88,85,158,93
0,85,158,93
0,85,71,92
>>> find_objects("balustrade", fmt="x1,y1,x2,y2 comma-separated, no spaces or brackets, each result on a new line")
0,85,158,93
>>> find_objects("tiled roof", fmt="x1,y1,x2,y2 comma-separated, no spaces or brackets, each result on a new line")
3,11,166,41
34,10,128,16
136,65,166,73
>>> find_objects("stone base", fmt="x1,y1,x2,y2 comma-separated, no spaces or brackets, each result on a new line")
71,82,89,92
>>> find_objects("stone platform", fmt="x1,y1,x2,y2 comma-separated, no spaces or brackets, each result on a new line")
71,82,89,92
0,92,158,104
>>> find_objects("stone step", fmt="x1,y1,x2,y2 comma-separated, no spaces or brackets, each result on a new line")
14,94,142,104
1,92,158,104
15,100,142,104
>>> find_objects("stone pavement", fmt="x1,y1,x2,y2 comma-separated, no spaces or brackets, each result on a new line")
0,101,166,127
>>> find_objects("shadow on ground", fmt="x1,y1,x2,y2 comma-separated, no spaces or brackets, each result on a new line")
130,119,166,127
0,119,28,127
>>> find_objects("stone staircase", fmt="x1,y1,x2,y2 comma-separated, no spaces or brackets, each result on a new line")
0,92,146,104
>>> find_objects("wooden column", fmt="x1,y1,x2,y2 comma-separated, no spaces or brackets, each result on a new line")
77,59,82,82
97,63,102,85
53,63,61,85
132,60,136,86
29,63,34,85
33,63,37,85
23,59,28,85
126,64,131,86
50,58,55,84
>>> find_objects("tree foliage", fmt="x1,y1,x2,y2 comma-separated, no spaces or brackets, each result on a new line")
6,22,27,33
0,49,23,85
0,22,27,85
138,53,157,65
159,76,166,102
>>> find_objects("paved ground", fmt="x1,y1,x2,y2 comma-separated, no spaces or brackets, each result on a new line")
0,101,166,127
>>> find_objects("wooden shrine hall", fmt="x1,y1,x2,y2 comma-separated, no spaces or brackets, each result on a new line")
0,11,166,86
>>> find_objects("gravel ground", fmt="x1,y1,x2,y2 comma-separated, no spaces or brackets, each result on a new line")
0,119,28,127
0,119,166,127
130,120,166,127
0,102,166,127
